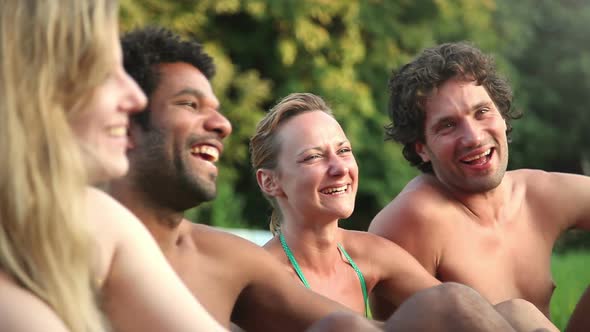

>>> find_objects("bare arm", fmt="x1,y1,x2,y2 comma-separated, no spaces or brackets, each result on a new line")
230,239,355,332
545,172,590,231
0,274,69,332
368,191,443,276
368,235,441,320
89,188,226,332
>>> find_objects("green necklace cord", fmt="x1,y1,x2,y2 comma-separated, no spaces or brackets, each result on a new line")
278,232,369,317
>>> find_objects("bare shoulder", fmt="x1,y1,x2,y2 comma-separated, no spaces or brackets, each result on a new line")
0,272,69,331
369,174,450,241
188,224,265,253
86,186,141,228
510,169,590,231
343,229,403,253
86,186,153,244
86,186,150,284
511,168,590,192
342,230,421,266
188,224,280,274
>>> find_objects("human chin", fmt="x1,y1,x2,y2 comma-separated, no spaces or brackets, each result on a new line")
97,150,129,182
180,165,218,202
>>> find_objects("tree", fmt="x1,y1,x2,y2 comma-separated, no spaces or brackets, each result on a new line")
119,0,501,230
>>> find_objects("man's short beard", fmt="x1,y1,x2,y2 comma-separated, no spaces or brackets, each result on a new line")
132,128,217,212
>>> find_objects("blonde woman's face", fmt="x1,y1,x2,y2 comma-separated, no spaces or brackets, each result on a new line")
69,31,147,183
274,111,358,221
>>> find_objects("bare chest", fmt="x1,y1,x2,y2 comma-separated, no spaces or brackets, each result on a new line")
437,212,555,316
285,261,367,316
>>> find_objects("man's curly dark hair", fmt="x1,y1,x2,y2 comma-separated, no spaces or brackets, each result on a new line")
385,41,520,173
121,26,215,129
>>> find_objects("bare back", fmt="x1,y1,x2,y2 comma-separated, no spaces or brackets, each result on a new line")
163,221,348,331
369,169,590,316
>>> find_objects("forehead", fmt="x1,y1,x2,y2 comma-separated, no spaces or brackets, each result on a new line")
152,62,216,101
278,111,346,152
424,78,492,119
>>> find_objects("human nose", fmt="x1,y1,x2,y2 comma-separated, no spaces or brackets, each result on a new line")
205,110,232,139
120,70,147,114
460,119,483,147
328,155,349,177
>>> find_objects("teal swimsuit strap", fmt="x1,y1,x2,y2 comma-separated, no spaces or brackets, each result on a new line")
336,243,369,318
279,232,369,318
279,232,311,288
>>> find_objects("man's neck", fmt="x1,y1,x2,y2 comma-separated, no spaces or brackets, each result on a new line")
108,178,186,250
440,175,512,227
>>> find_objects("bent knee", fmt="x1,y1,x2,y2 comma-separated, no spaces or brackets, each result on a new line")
495,298,537,314
307,312,378,332
494,299,557,331
418,282,483,307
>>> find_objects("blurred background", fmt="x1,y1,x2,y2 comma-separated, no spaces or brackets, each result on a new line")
119,0,589,329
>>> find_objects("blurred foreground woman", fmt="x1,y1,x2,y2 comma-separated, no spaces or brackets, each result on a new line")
0,0,226,331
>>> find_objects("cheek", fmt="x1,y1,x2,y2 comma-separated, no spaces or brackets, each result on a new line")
70,119,96,145
348,160,359,178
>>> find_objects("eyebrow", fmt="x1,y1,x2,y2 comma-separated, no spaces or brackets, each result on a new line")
471,101,493,110
172,88,205,98
431,101,494,128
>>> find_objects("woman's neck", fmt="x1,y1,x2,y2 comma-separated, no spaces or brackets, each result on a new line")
280,217,342,273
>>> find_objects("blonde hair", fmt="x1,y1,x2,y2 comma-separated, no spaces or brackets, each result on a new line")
0,0,117,330
250,93,333,235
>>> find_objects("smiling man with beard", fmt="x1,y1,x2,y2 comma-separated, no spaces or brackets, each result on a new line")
107,26,355,332
369,42,590,323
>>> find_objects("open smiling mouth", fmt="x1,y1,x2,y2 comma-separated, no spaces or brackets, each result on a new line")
320,184,349,195
460,148,493,166
190,145,219,163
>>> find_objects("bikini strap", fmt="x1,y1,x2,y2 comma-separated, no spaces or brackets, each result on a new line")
337,244,370,318
279,232,370,318
279,232,311,288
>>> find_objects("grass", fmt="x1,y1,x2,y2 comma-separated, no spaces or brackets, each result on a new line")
550,251,590,331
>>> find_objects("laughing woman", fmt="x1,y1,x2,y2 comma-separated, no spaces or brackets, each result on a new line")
250,93,440,319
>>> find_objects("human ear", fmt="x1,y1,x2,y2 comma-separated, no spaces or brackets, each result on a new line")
414,141,430,162
256,169,284,197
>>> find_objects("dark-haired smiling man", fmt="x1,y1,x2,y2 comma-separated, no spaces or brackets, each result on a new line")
370,42,590,322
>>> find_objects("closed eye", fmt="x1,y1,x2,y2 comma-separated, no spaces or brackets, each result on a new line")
177,101,199,109
303,154,322,162
338,147,352,154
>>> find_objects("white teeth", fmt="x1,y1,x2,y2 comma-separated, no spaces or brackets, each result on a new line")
108,126,127,137
463,149,491,162
191,145,219,162
321,185,348,195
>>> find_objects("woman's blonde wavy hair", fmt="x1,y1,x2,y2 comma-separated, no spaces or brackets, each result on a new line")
0,0,117,330
250,93,333,236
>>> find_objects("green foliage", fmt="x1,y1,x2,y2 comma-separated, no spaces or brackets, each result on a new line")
120,1,590,234
118,0,499,229
551,251,590,331
496,0,590,173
